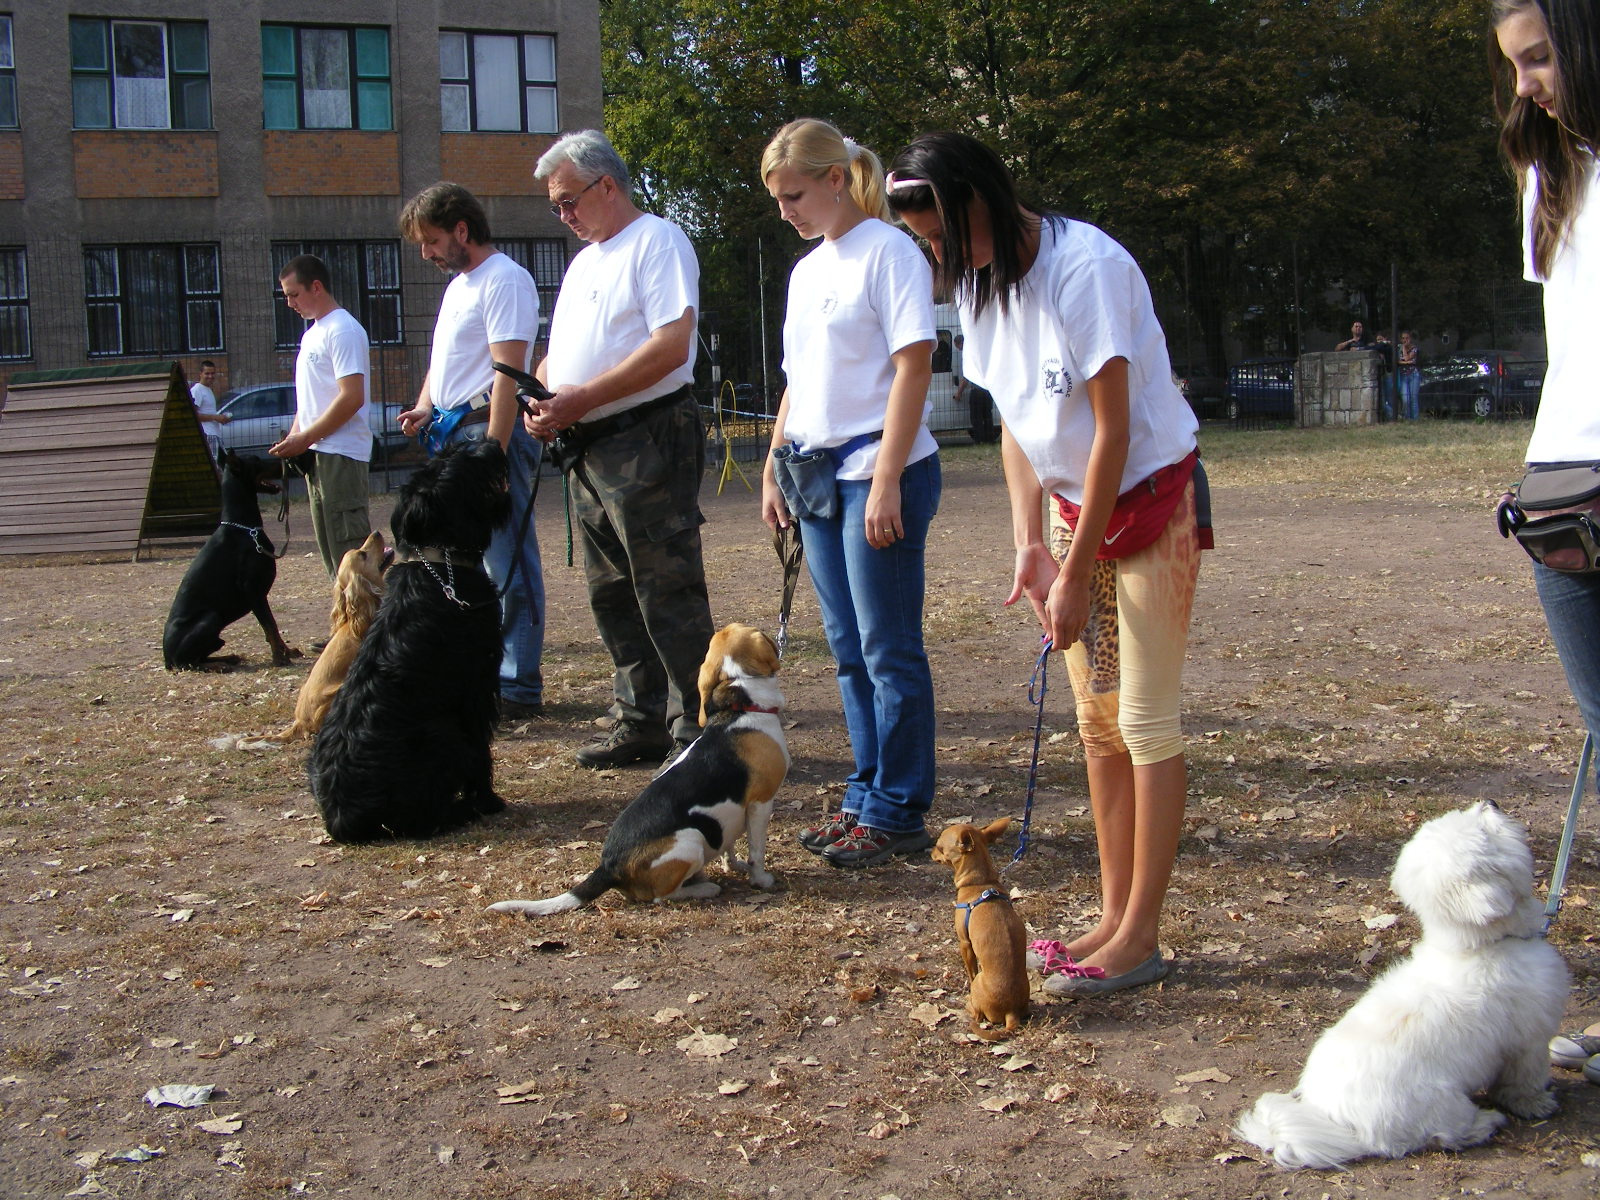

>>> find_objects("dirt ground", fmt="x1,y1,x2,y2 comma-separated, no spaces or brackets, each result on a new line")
3,424,1600,1200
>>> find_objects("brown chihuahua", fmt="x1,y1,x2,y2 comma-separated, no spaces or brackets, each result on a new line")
932,817,1029,1040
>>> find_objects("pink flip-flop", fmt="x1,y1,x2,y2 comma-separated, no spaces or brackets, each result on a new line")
1026,939,1107,980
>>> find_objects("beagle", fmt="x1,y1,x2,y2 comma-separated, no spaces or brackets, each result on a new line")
489,623,788,915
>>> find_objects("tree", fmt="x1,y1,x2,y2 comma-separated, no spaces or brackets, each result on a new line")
598,0,1527,388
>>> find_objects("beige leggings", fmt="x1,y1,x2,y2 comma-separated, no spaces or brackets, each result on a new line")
1048,480,1201,765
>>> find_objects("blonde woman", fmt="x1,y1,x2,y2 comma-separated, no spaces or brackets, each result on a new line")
760,118,939,868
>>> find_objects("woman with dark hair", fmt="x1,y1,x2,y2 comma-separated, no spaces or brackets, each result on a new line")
886,132,1208,995
1493,0,1600,1080
760,118,941,868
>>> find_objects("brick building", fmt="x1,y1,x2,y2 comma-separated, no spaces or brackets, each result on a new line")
0,1,600,403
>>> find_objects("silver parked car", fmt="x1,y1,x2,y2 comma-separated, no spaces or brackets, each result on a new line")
213,383,409,459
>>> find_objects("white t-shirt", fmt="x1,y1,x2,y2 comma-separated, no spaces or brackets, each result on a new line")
780,218,939,481
958,218,1197,503
545,213,698,423
1524,159,1600,464
429,251,539,411
191,380,219,451
190,380,217,419
295,306,371,462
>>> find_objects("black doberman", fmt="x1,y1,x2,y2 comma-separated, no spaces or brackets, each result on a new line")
162,451,300,670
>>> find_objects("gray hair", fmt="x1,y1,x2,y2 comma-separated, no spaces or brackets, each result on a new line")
534,130,632,194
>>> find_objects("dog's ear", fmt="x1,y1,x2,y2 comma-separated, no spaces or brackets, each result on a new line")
696,633,724,727
957,827,979,855
979,817,1013,845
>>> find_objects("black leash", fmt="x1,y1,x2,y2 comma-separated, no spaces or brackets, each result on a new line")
1003,636,1053,873
1545,731,1594,936
773,522,804,660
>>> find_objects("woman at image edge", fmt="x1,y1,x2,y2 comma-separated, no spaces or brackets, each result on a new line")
1494,0,1600,1077
760,119,941,869
888,131,1206,994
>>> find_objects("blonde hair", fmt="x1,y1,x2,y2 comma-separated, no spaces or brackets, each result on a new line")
760,118,889,221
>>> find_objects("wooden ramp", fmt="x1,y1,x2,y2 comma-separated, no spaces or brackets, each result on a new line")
0,362,220,559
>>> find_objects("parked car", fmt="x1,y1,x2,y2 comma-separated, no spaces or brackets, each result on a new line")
1225,358,1296,421
1170,361,1227,419
1417,351,1546,419
214,383,410,460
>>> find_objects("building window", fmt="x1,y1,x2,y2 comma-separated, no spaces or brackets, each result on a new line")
83,244,222,357
497,238,568,332
270,241,402,348
0,16,16,130
439,31,556,134
262,25,391,131
70,18,210,130
0,247,29,360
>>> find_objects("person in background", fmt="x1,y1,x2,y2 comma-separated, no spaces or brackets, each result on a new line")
1397,330,1422,421
190,360,229,461
1492,0,1600,1084
270,254,372,581
888,131,1209,993
1335,320,1373,351
1374,331,1396,421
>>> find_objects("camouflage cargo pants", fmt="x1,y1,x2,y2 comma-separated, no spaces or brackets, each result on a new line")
570,394,715,742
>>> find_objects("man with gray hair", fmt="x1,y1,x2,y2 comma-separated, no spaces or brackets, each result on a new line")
526,130,713,769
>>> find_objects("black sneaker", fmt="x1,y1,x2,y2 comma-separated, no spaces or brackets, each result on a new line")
821,825,933,869
499,699,546,724
574,724,673,769
798,812,857,855
651,735,699,779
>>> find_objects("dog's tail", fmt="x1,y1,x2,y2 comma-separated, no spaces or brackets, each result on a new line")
1234,1091,1370,1170
487,867,616,917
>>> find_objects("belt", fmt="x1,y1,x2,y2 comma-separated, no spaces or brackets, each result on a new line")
457,407,491,428
562,385,693,452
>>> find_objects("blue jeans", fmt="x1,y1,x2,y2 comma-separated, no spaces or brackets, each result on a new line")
1535,563,1600,789
799,453,941,833
1399,371,1420,421
454,421,545,706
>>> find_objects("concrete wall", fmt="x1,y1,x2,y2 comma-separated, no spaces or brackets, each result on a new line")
1296,350,1380,427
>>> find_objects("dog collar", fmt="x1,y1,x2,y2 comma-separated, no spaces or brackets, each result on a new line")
220,520,272,557
953,887,1008,936
730,703,781,715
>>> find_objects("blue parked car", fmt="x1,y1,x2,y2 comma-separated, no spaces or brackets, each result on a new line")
1225,359,1296,421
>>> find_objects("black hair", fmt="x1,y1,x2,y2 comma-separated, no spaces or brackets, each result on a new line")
885,131,1050,317
279,254,332,291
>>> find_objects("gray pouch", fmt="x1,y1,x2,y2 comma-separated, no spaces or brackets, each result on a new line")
771,443,838,521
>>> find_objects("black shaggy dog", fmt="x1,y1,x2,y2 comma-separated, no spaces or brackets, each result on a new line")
309,439,511,843
163,451,299,670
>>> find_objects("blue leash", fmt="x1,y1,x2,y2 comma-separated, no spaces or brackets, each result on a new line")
1004,636,1053,872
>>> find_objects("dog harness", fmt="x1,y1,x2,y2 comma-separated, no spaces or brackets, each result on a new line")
220,521,273,557
953,888,1008,937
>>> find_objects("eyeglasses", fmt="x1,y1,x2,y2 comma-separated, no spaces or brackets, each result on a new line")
549,177,602,217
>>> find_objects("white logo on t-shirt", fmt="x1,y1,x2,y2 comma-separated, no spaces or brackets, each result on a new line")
1042,357,1072,401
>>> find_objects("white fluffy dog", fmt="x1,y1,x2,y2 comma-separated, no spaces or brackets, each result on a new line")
1235,801,1568,1170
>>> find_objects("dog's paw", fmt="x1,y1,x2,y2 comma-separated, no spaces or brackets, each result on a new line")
749,868,777,890
1495,1085,1558,1121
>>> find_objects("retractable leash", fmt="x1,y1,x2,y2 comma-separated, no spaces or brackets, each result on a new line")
772,521,804,660
1003,635,1054,872
1544,731,1594,936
